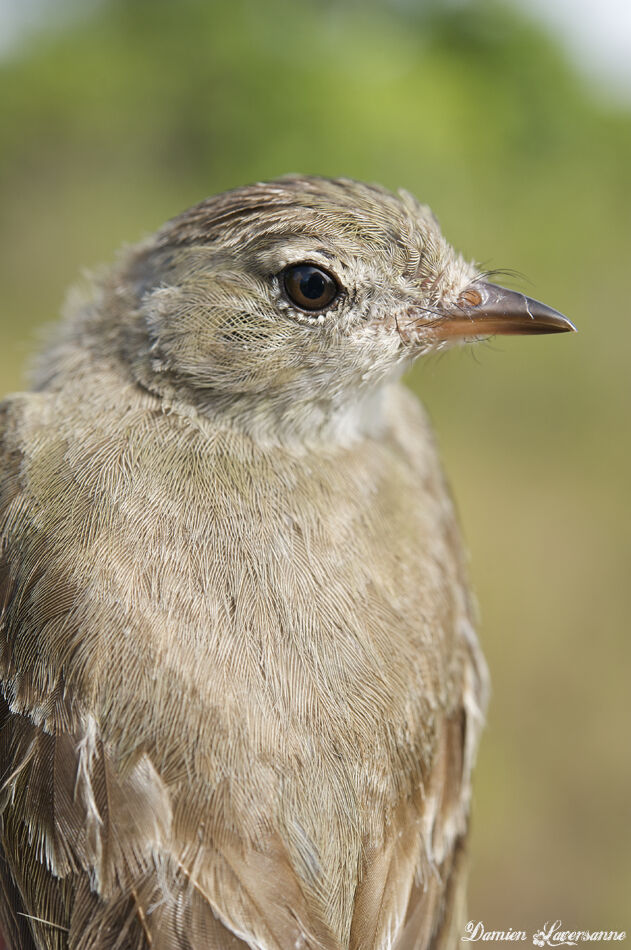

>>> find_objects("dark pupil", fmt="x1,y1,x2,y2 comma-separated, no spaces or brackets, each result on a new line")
284,263,337,311
302,271,326,300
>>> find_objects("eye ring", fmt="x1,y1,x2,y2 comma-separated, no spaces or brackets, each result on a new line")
282,263,340,312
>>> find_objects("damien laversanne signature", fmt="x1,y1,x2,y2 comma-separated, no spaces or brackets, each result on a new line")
462,920,627,945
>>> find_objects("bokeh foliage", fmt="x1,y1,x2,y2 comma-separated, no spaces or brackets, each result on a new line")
0,0,629,928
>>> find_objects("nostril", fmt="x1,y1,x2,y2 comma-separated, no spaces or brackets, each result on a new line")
459,288,483,307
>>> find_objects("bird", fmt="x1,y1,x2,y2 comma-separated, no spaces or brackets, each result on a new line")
0,175,574,950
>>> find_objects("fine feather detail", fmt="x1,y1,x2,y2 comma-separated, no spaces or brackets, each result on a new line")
0,381,486,949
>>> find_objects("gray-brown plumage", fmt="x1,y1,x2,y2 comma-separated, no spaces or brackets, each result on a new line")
0,176,574,950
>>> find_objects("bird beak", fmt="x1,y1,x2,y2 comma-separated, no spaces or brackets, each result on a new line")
436,281,576,339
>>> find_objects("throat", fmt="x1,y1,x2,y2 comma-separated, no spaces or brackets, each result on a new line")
155,381,395,449
210,384,392,448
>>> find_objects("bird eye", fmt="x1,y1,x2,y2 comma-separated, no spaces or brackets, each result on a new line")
282,263,339,312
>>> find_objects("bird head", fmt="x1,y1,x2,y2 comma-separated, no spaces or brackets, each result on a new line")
108,176,573,442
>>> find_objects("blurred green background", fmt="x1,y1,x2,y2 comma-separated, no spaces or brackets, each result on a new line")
1,0,629,933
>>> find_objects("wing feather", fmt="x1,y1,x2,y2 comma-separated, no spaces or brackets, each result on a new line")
350,696,483,950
